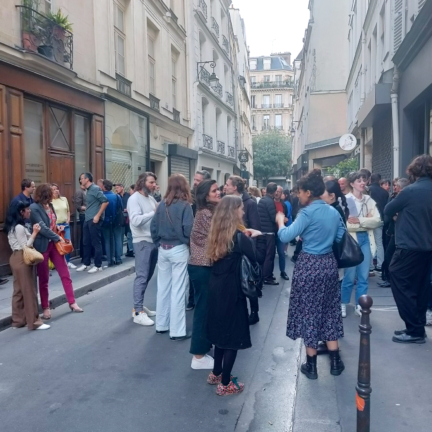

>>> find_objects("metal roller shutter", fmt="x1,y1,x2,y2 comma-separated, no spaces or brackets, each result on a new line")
170,156,191,183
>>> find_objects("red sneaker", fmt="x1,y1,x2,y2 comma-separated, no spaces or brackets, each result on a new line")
207,371,222,385
216,378,244,396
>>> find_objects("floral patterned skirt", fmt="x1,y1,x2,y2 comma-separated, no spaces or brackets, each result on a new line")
287,251,344,349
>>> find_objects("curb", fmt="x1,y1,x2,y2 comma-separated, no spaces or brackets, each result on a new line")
0,265,135,332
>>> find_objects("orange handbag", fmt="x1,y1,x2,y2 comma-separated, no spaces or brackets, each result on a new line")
55,230,74,256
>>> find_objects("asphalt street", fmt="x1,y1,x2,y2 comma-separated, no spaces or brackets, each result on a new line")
0,263,300,432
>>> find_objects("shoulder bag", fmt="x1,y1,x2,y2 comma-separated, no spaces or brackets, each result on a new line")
332,231,364,269
23,246,44,266
55,230,74,256
237,232,262,299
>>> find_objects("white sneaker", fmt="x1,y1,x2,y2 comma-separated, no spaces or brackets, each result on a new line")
76,265,88,272
88,266,102,274
426,310,432,326
133,312,154,326
191,354,214,370
68,262,77,269
143,306,156,317
36,324,50,330
355,305,362,317
341,304,347,318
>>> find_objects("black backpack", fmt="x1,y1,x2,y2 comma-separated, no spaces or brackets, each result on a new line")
113,195,125,227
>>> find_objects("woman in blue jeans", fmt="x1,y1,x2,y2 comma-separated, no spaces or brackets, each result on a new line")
341,171,382,317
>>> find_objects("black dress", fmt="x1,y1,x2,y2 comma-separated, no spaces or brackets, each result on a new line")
207,231,256,350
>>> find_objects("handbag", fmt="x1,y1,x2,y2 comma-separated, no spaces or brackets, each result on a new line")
55,230,74,256
237,233,262,299
332,231,364,269
23,246,44,266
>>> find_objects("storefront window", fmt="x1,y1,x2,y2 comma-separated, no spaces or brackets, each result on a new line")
49,106,71,151
74,114,90,185
24,99,46,184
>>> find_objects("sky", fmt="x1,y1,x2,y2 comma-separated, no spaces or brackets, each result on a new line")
231,0,310,60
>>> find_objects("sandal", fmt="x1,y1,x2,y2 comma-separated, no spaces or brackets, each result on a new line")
69,303,84,313
42,308,51,320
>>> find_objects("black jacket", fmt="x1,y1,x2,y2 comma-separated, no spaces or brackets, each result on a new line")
369,182,389,220
242,192,260,230
29,203,61,253
258,195,277,233
384,177,432,251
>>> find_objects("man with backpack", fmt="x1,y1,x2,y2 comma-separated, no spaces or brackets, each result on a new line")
101,179,124,266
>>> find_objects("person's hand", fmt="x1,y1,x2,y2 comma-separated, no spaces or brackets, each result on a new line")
348,217,360,224
93,215,100,224
244,229,262,238
32,223,41,234
275,212,285,226
58,237,65,243
57,225,65,232
81,206,86,211
284,217,288,224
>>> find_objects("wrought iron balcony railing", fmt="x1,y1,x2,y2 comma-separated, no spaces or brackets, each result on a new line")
203,134,213,150
261,104,271,109
212,82,223,98
150,94,160,111
116,74,132,97
226,91,234,107
273,103,284,108
17,5,73,69
173,108,180,123
217,140,225,154
198,0,208,20
222,35,230,55
228,145,235,158
211,17,219,37
199,67,211,86
251,80,294,89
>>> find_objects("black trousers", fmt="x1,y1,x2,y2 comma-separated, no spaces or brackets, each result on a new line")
293,239,303,261
79,213,85,259
381,236,395,281
389,249,432,337
263,234,276,280
83,220,103,268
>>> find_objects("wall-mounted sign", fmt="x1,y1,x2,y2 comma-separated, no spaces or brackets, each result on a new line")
339,134,357,151
238,151,249,163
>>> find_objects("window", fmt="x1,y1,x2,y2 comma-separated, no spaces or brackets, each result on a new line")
251,115,256,130
264,75,270,82
251,95,256,108
275,94,282,107
74,115,90,188
275,75,282,83
263,115,270,130
263,58,271,70
172,57,177,109
147,31,156,95
250,59,257,70
114,3,126,76
38,0,52,14
275,114,282,129
263,95,270,108
250,76,256,83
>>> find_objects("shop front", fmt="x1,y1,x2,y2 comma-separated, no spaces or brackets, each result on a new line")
0,62,105,275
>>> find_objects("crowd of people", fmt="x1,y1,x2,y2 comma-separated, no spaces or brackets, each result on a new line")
3,153,432,394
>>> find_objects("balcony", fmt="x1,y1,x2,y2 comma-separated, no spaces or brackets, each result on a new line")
211,17,219,37
150,94,160,111
222,35,230,56
198,0,208,21
273,103,284,108
116,74,131,97
199,67,211,86
217,140,225,154
212,82,223,98
251,80,294,89
173,108,180,123
275,125,284,130
261,104,271,109
226,91,234,107
17,5,73,69
228,145,235,158
203,134,213,150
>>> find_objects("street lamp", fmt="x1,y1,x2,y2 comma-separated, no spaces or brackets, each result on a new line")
197,61,219,86
290,127,296,138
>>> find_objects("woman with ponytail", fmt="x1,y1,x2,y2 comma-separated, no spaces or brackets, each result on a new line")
276,170,346,380
322,180,349,224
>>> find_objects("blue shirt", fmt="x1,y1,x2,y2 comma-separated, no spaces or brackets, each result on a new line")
278,200,346,255
284,200,292,225
103,191,121,222
11,192,34,207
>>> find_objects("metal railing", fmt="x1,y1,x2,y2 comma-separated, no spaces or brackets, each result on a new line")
17,5,73,69
217,140,225,154
273,103,284,108
226,91,234,107
211,17,219,37
251,81,294,89
261,104,271,109
222,35,230,55
199,67,211,86
198,0,208,20
228,145,235,158
173,108,180,123
202,134,213,150
212,82,223,98
116,74,131,97
150,94,160,111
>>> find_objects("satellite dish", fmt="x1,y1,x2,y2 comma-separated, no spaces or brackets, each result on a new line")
339,134,357,151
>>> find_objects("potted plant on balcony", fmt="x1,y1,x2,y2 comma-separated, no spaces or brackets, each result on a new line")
21,0,41,52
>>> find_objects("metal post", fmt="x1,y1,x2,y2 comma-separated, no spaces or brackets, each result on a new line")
356,295,373,432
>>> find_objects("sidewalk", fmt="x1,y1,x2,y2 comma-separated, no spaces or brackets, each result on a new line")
0,257,135,331
292,270,432,432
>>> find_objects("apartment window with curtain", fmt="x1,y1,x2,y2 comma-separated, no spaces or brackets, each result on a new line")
147,30,156,95
172,57,177,109
275,75,282,83
114,3,126,76
251,115,256,130
251,95,256,108
263,115,270,130
275,94,282,107
275,114,282,130
263,58,271,70
264,75,270,82
250,59,257,70
263,95,270,108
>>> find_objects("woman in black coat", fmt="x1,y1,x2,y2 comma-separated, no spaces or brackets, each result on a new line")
206,195,260,396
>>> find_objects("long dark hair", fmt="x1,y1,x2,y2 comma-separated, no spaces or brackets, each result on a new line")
196,179,217,211
283,189,292,205
4,201,30,234
164,174,192,206
325,180,349,220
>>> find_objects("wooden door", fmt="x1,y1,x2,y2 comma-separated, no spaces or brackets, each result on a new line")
49,153,74,206
0,85,7,226
92,115,105,180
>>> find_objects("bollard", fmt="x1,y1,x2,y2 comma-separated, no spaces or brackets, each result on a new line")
356,295,373,432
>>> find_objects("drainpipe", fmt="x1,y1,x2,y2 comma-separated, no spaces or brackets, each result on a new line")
391,66,400,178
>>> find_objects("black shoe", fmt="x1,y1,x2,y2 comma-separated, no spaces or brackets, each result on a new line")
264,279,279,286
0,278,8,286
316,342,329,355
290,257,297,264
280,272,289,281
290,240,297,246
392,334,426,344
394,328,427,338
249,312,259,325
374,266,382,272
270,275,276,281
300,355,317,380
329,350,345,376
377,281,391,287
156,330,168,334
115,260,123,265
170,333,192,341
186,302,195,311
125,251,135,258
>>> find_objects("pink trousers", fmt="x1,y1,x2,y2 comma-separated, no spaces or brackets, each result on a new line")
37,241,75,309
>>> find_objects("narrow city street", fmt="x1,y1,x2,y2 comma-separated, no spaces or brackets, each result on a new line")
0,266,299,432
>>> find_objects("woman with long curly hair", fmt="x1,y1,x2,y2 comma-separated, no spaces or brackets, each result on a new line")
206,195,261,396
150,174,194,340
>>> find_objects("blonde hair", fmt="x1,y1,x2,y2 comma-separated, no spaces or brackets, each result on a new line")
248,186,261,198
206,195,243,262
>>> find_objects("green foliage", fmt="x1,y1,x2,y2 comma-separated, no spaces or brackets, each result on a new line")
47,9,73,32
326,157,359,178
252,130,292,181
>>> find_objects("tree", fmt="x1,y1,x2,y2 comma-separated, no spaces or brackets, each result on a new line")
252,130,292,183
326,157,359,178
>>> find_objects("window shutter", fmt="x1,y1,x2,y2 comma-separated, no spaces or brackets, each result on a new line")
393,0,403,53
